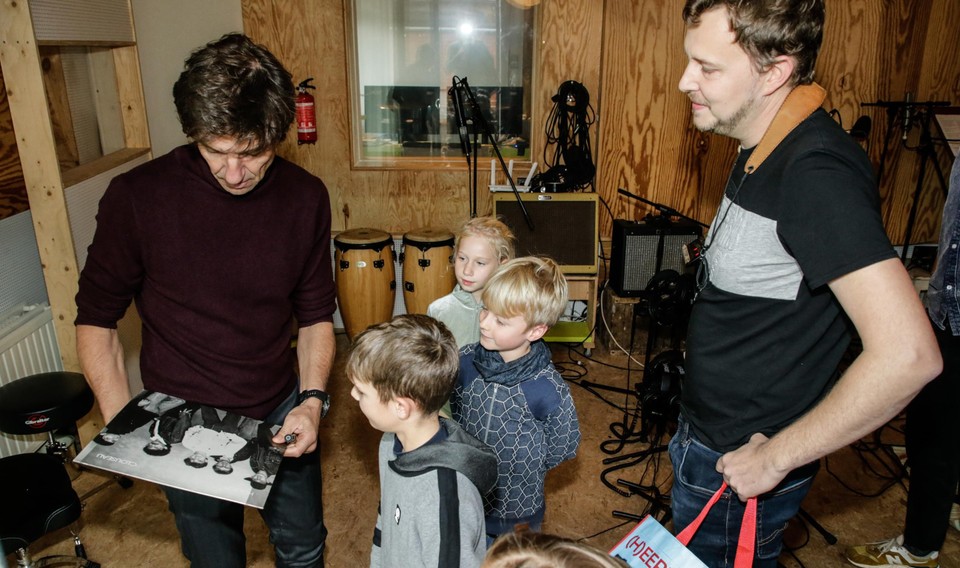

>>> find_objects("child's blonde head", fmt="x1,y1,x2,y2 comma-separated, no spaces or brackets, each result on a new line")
346,314,458,414
482,530,629,568
481,256,568,328
455,216,516,264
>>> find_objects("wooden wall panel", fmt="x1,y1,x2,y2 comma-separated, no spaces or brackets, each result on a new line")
908,0,960,245
597,0,735,235
786,0,956,246
241,0,959,244
38,48,81,172
0,67,29,219
531,0,604,160
243,0,471,235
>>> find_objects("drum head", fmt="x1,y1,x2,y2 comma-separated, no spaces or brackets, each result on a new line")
335,228,392,250
403,227,454,249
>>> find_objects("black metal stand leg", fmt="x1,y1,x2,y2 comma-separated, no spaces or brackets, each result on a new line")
618,472,672,524
798,507,838,545
900,107,950,262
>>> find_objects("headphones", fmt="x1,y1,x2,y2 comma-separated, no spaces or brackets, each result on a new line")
639,350,685,436
645,269,697,327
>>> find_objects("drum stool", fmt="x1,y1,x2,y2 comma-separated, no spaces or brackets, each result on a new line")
0,372,106,567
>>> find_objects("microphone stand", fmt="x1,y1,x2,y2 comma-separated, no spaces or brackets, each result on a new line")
862,102,901,187
901,103,951,262
863,99,950,262
617,188,709,228
453,77,533,229
450,78,474,216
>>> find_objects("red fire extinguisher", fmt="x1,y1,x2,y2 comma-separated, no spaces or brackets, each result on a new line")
296,78,317,145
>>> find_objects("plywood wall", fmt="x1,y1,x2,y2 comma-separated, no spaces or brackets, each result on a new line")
0,68,29,219
242,0,958,243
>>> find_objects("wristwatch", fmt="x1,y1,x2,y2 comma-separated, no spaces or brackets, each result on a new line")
297,389,330,419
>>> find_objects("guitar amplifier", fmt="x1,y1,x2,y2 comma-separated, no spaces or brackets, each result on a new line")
610,219,702,297
493,193,599,274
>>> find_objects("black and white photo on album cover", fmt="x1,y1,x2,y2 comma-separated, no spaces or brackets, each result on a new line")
74,390,284,509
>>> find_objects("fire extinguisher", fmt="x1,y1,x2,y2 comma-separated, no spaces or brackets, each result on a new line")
296,78,317,145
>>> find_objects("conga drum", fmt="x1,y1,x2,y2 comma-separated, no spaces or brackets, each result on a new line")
334,228,396,340
401,227,457,315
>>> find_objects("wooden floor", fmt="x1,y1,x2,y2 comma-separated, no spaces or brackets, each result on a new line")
10,333,960,567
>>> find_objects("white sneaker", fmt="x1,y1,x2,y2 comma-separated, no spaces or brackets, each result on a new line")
950,502,960,532
845,535,939,568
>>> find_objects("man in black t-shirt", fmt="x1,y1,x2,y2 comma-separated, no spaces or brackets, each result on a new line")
672,2,942,566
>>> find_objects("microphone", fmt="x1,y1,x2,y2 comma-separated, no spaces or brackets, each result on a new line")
450,77,470,158
902,92,913,142
849,115,872,142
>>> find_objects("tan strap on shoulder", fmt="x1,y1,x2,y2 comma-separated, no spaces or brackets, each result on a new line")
745,83,827,173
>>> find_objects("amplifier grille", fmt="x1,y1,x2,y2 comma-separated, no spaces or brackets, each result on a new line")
611,220,701,297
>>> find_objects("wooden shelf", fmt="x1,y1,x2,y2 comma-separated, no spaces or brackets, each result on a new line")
544,274,597,351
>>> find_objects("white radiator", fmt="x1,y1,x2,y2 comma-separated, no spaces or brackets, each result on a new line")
0,303,63,457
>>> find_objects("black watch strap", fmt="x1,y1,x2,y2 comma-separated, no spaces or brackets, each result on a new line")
297,389,330,418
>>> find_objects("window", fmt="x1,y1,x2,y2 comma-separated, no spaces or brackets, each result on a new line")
347,0,536,168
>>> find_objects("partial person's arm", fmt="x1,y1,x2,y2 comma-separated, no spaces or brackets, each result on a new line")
717,258,942,499
275,321,335,457
77,324,132,423
370,505,383,568
541,389,582,470
523,373,582,469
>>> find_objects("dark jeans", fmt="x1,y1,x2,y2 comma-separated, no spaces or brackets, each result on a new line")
903,320,960,554
669,417,817,568
163,390,326,567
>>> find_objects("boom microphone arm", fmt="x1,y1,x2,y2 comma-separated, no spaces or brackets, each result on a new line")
456,77,533,229
617,188,708,228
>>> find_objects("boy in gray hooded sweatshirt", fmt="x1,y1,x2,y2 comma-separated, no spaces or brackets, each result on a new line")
348,314,498,568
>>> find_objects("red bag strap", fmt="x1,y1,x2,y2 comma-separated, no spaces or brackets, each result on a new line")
735,493,757,568
676,481,758,568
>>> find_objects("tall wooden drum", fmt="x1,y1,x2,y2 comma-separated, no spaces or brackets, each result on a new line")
401,227,456,315
334,228,396,340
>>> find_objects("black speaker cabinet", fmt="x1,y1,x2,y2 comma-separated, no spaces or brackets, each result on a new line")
610,219,702,297
493,193,599,274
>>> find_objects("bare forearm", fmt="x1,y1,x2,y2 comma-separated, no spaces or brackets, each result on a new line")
296,321,335,392
279,321,335,455
717,259,942,498
765,344,939,474
76,324,132,422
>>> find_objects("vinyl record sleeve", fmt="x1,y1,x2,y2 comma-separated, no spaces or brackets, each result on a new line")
74,390,284,509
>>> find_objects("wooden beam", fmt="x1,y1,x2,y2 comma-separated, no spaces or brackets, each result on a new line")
0,0,105,442
113,45,151,149
0,0,81,372
0,65,28,219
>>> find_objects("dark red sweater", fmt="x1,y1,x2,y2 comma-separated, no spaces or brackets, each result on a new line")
76,145,336,419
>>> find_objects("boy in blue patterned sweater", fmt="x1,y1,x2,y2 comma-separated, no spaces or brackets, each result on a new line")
451,256,581,542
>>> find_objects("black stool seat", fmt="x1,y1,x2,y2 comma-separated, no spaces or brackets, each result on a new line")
0,452,82,551
0,372,93,435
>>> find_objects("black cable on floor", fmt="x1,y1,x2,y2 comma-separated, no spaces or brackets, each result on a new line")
576,519,634,543
825,420,908,498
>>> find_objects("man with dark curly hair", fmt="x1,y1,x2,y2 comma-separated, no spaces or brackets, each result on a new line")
76,33,335,567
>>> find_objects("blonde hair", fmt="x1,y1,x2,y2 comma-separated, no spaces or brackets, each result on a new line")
481,256,568,327
345,314,458,414
455,216,517,264
482,530,628,568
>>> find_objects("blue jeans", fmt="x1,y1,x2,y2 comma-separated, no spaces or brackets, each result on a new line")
669,417,817,568
486,518,542,547
164,389,326,567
